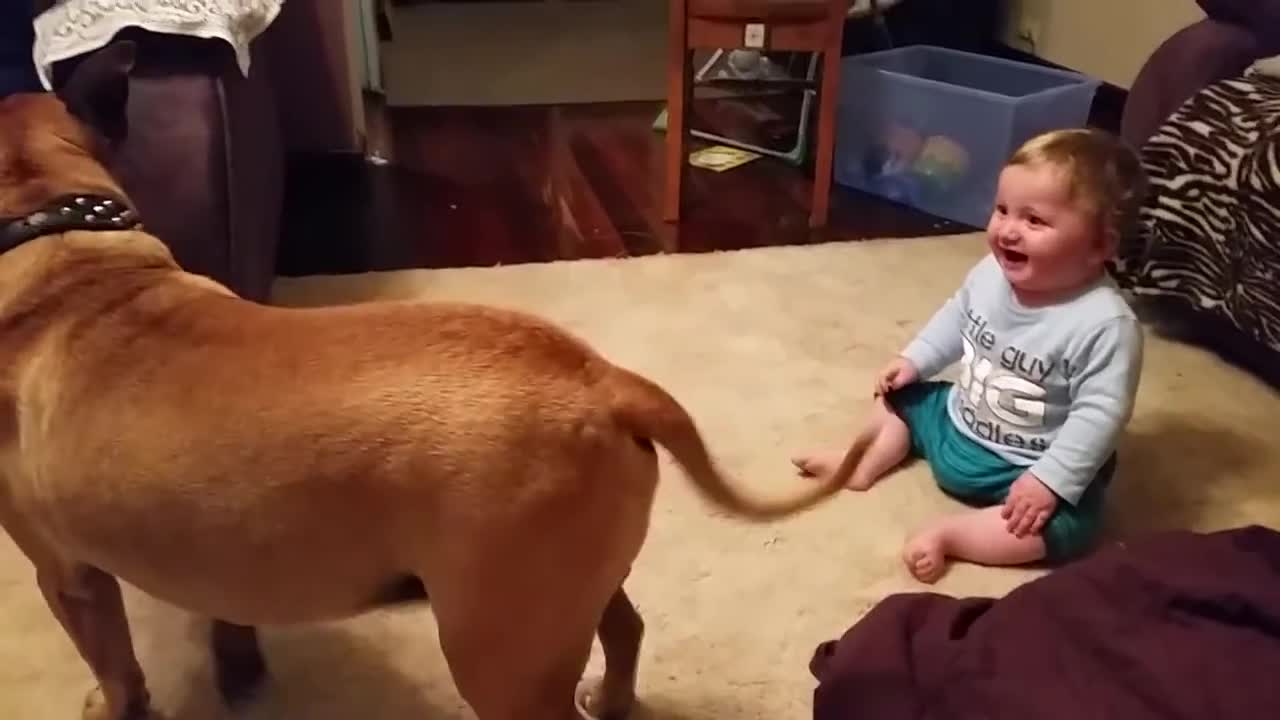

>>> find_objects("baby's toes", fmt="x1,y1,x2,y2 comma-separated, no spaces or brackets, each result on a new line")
902,534,947,583
901,545,926,575
790,455,816,475
791,452,832,478
913,555,945,584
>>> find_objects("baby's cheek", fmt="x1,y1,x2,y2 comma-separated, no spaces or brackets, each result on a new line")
1041,236,1079,262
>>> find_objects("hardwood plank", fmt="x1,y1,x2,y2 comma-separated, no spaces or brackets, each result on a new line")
389,105,558,265
545,106,627,260
275,100,980,277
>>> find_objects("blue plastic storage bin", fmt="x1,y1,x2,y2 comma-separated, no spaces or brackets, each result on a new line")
833,45,1101,228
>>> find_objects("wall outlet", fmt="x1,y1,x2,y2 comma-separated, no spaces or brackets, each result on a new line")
1017,16,1041,52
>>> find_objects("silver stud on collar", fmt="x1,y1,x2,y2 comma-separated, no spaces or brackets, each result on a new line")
3,194,140,254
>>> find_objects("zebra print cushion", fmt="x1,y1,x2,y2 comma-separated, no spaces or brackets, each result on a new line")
1113,72,1280,357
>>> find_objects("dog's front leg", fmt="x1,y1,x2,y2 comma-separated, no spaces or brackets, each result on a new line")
37,566,151,720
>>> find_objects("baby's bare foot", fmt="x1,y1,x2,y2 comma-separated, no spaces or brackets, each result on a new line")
791,449,846,479
902,528,949,584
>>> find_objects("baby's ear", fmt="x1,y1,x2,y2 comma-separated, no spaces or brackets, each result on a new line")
1089,218,1119,264
1098,224,1121,261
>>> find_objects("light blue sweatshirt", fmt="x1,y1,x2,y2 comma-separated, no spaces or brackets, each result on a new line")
901,254,1144,506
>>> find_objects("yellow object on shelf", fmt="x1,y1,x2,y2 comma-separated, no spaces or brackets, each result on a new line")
689,145,762,172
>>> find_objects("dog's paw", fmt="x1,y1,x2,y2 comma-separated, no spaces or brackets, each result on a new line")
575,677,635,720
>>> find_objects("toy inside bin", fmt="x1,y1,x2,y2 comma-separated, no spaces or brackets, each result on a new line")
834,45,1101,228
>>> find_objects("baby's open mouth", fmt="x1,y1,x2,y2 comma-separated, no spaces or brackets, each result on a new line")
1001,249,1029,265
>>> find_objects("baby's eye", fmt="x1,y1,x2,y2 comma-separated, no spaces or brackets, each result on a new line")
994,204,1008,215
1027,215,1046,227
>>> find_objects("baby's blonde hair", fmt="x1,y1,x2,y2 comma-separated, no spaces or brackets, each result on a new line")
1006,128,1147,243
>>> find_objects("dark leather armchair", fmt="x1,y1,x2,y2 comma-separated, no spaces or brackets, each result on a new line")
36,7,284,303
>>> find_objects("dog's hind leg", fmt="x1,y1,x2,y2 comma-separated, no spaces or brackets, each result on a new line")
432,578,600,720
211,620,266,706
576,587,644,720
36,565,151,720
427,526,634,720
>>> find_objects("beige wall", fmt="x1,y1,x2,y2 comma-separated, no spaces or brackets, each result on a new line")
1002,0,1206,87
381,0,666,106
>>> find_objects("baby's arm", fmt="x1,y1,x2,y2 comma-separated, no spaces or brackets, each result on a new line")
900,287,968,379
1029,318,1144,506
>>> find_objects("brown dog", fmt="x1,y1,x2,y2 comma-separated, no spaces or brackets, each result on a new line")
0,42,858,720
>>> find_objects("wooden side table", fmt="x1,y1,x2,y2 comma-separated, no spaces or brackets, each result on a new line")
664,0,848,228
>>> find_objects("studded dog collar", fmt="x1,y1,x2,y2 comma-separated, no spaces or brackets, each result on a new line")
0,194,141,255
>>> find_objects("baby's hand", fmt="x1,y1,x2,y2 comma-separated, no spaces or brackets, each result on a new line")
1001,471,1059,538
875,356,919,397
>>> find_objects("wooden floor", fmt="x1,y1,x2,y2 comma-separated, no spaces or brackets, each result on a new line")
275,99,972,277
276,86,1121,276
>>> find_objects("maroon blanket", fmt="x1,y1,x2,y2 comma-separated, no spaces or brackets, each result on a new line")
809,526,1280,719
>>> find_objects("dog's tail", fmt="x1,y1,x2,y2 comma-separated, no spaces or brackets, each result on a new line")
604,366,854,521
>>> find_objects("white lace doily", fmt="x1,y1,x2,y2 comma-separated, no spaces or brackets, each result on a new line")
847,0,903,19
32,0,285,90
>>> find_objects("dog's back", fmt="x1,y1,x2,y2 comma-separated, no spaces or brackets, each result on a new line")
9,264,639,621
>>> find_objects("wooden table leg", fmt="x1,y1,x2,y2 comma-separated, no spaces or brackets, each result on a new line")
810,40,841,229
663,0,690,223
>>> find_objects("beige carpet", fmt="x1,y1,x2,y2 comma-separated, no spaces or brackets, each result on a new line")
4,233,1279,719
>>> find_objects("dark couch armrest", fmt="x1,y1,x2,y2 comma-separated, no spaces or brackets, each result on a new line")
49,29,283,302
1121,18,1268,149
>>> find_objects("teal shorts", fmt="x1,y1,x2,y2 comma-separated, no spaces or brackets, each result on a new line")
885,381,1115,563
